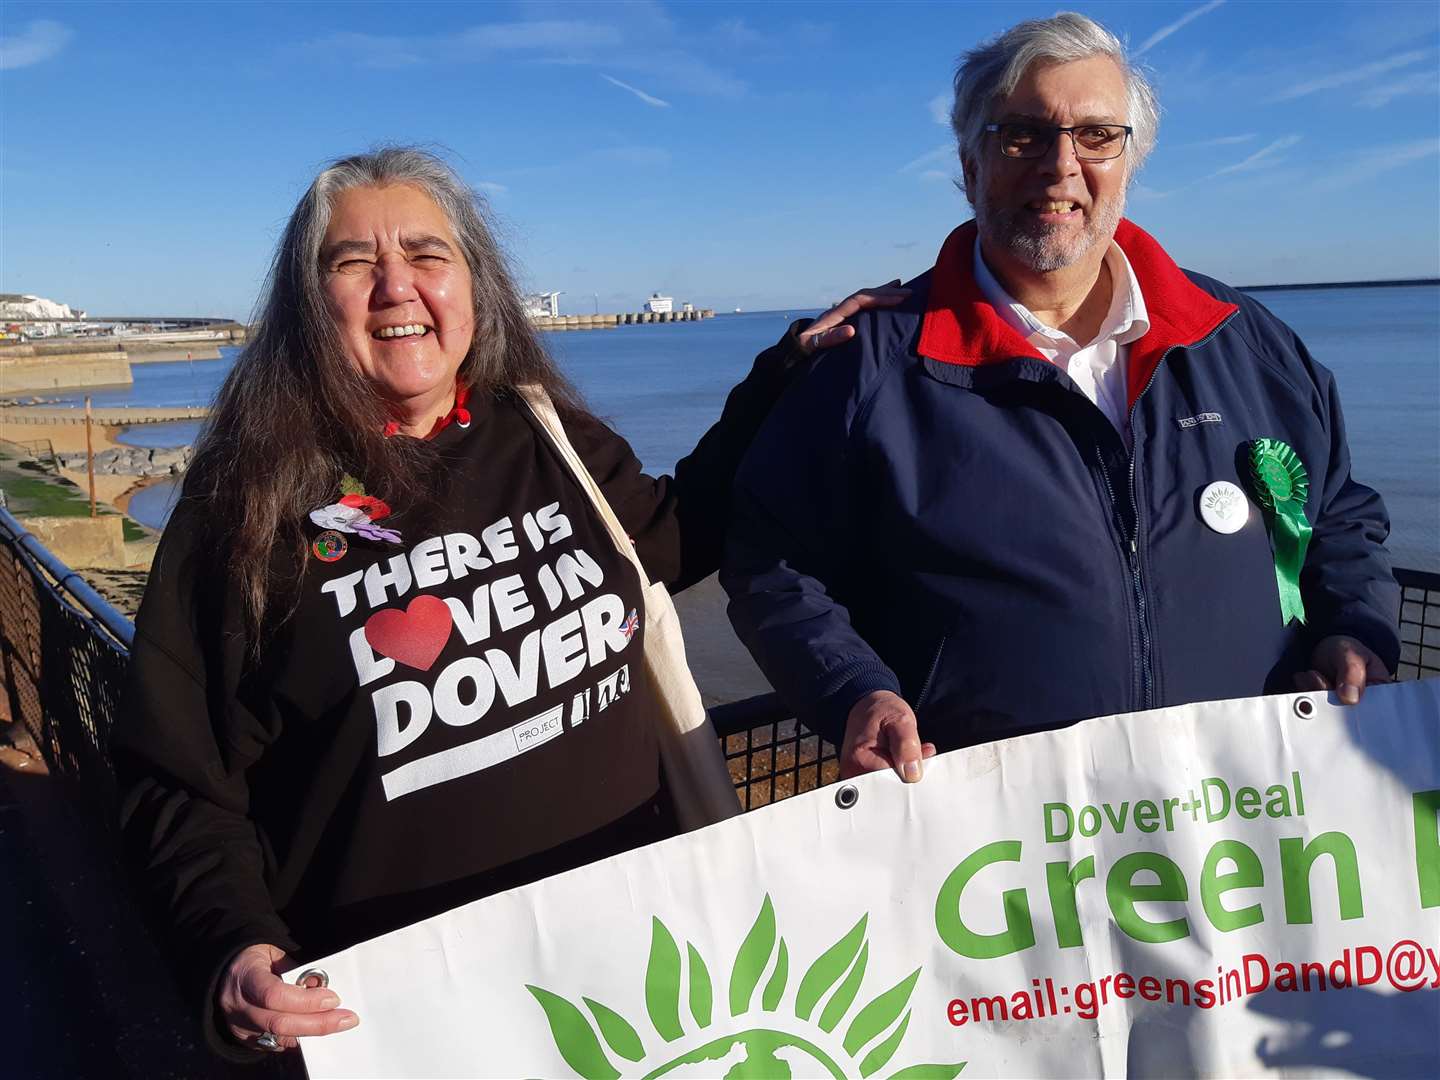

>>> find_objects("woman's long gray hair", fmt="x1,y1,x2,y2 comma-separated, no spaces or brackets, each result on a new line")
187,146,582,641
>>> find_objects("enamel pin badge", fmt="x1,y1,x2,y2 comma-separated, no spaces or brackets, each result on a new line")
312,530,349,563
1199,480,1249,535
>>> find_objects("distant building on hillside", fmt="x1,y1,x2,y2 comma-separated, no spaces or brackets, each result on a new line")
0,293,85,338
523,291,562,319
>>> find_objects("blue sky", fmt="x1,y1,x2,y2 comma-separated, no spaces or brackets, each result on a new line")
3,0,1438,319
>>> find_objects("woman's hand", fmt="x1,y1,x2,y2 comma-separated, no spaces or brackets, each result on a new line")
219,943,358,1052
801,280,913,354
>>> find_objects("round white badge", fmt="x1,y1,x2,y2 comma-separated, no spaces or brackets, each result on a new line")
1199,481,1249,535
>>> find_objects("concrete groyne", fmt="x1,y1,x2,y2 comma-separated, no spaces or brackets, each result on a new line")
0,405,209,425
533,308,716,331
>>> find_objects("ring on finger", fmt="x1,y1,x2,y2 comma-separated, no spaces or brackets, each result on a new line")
811,331,825,351
255,1032,283,1053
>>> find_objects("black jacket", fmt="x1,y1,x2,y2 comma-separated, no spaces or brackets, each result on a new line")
112,329,808,1060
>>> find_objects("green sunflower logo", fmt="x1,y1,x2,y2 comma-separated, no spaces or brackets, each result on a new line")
526,895,966,1079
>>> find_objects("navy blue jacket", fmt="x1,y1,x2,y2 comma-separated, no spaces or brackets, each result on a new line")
722,220,1400,751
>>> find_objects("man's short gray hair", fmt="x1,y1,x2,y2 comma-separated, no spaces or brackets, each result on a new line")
950,12,1159,190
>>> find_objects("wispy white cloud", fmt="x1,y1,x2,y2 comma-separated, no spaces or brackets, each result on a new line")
1313,138,1440,191
1266,48,1433,102
1144,134,1303,197
601,74,671,108
1128,183,1170,201
298,15,744,98
475,181,508,197
920,169,951,183
1355,71,1439,109
901,144,955,173
498,143,672,183
0,19,73,70
793,21,836,44
1182,133,1258,148
1135,1,1225,57
314,21,621,63
1209,134,1302,178
610,50,744,98
457,20,623,51
929,93,951,126
314,33,421,68
712,18,764,48
591,146,672,168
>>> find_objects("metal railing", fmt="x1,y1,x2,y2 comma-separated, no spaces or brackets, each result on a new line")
710,693,841,811
0,506,133,832
708,572,1440,805
1,504,1437,816
1395,567,1440,682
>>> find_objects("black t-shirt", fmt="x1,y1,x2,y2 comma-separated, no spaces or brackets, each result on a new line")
249,394,661,954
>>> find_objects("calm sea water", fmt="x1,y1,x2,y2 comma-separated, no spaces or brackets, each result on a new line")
89,291,1438,571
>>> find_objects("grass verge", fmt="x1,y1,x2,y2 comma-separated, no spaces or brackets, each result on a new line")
0,448,150,541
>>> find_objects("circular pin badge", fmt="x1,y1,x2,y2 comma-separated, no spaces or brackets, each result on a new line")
312,530,349,562
1199,481,1249,535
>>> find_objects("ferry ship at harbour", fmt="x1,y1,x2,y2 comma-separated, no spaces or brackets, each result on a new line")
643,293,673,315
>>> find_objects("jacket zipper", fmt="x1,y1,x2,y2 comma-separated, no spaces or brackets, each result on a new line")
1094,455,1147,709
1119,311,1240,711
914,635,948,711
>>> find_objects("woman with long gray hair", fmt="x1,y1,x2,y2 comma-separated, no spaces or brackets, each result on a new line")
111,147,899,1061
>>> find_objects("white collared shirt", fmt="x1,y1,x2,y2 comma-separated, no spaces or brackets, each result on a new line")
973,238,1150,445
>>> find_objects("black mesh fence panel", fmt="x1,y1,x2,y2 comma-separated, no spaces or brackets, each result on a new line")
2,518,1437,818
0,538,128,832
1396,568,1440,681
711,571,1440,808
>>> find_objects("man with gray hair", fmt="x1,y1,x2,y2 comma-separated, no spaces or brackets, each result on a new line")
723,12,1398,781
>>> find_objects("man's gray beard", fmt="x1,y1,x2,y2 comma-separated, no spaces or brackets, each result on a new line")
977,190,1126,272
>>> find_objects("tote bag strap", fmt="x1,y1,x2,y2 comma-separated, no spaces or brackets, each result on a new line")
517,386,741,829
518,387,646,576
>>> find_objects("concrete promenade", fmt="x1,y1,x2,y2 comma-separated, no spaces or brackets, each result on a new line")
0,749,291,1079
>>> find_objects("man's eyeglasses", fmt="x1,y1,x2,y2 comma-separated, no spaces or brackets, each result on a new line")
984,123,1133,162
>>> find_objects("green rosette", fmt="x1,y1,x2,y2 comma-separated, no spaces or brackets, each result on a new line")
1247,438,1311,625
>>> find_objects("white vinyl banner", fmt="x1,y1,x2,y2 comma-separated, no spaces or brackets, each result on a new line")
301,682,1440,1079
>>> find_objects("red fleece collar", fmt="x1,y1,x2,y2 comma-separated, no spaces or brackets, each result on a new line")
918,219,1238,408
382,382,472,439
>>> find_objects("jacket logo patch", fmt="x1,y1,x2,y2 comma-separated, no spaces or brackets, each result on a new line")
1176,412,1223,430
365,595,454,671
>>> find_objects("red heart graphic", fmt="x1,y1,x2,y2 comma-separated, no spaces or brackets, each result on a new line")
364,595,453,671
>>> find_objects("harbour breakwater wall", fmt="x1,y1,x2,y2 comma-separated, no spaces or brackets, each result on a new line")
127,342,223,362
533,308,716,331
0,340,132,393
123,324,246,362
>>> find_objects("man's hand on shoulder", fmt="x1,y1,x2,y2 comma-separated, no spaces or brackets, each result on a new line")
1294,634,1391,705
802,280,911,354
841,690,937,782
